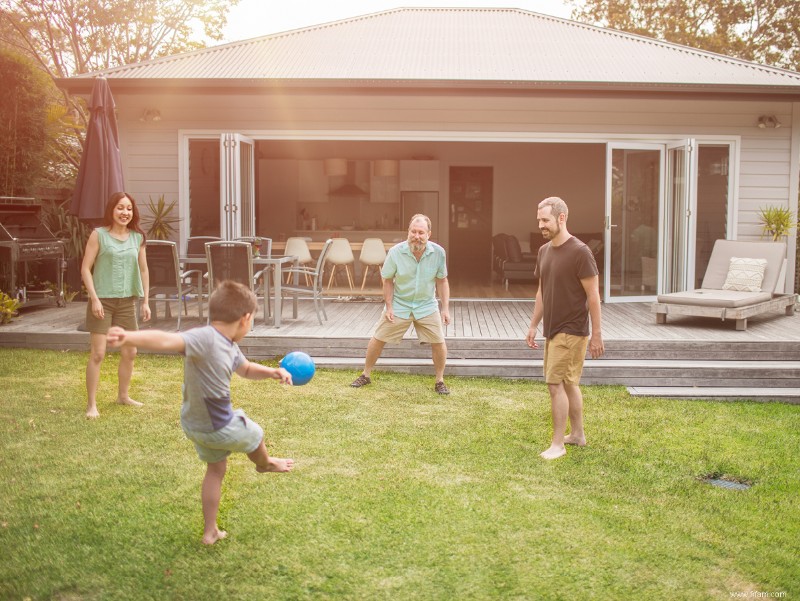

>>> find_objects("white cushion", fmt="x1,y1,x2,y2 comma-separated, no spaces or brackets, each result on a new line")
722,257,767,292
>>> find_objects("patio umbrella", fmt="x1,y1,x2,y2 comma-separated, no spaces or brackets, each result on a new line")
70,76,124,222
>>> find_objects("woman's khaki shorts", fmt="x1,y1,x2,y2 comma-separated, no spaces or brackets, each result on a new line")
373,310,445,344
85,297,139,334
543,332,589,385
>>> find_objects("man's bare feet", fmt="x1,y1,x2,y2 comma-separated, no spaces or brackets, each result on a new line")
540,445,567,460
564,434,586,446
116,397,143,407
202,527,227,545
86,406,100,419
256,457,295,473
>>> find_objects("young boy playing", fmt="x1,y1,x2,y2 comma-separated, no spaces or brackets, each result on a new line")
107,280,294,545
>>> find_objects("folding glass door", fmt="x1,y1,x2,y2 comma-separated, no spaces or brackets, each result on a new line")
605,144,663,302
184,134,255,245
220,133,255,240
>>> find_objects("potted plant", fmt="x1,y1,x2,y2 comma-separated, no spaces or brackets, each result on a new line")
758,205,798,241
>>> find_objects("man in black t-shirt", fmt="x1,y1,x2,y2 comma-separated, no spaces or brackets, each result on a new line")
526,197,604,460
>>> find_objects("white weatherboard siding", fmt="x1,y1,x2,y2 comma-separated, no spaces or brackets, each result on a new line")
118,92,797,287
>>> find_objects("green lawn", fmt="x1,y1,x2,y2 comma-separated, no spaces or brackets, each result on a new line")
0,348,798,600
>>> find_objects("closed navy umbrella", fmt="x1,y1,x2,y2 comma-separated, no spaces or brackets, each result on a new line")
70,76,124,221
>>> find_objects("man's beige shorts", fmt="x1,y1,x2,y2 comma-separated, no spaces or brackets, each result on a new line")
543,332,589,385
373,310,445,344
85,297,139,334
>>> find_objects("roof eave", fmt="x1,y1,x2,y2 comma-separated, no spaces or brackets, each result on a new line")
54,77,800,100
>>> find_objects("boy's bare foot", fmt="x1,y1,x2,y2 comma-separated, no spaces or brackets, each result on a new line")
86,406,100,419
564,434,586,446
116,397,143,407
256,457,295,473
540,445,567,460
202,527,227,545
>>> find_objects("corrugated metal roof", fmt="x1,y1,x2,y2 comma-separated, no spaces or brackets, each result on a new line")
63,7,800,93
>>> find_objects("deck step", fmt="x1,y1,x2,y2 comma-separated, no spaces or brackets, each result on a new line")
312,356,800,388
627,387,800,403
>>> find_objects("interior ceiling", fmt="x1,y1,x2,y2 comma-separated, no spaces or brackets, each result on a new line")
255,140,600,161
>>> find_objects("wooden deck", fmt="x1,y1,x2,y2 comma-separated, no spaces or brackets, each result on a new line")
2,298,800,397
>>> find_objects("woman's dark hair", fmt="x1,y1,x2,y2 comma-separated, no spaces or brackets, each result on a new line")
103,192,146,243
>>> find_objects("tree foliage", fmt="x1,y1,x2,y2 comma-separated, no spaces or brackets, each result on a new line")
0,49,51,196
0,0,238,78
0,0,238,189
570,0,800,72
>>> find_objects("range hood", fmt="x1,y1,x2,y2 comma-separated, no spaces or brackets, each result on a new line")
328,160,369,197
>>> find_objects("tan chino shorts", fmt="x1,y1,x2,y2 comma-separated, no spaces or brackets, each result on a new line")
373,310,445,344
543,332,589,385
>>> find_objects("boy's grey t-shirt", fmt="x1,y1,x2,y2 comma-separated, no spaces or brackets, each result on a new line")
179,325,246,432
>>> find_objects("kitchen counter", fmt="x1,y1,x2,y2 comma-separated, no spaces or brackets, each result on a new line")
294,229,406,243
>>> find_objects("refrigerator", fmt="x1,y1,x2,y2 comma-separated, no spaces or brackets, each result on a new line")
401,192,439,239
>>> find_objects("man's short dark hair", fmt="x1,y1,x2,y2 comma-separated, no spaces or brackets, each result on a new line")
539,197,569,221
208,280,257,323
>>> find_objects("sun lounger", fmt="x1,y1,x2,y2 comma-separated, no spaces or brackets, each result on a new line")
652,239,796,330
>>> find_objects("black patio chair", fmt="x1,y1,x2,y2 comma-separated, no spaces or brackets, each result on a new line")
280,238,333,326
186,236,221,257
145,240,203,329
204,241,271,326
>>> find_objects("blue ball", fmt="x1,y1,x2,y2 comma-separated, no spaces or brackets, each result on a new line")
280,351,316,386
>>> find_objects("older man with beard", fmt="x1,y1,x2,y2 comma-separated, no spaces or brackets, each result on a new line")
526,197,604,459
350,214,452,394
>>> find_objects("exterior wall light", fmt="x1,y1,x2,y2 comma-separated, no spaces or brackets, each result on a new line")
757,115,781,129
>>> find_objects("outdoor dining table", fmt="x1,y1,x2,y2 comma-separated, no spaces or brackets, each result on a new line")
180,255,298,327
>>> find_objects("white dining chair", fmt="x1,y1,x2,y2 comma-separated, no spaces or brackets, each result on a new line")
359,238,386,290
326,238,355,290
283,237,314,285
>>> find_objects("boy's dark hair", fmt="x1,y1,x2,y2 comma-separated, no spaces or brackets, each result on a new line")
208,280,257,323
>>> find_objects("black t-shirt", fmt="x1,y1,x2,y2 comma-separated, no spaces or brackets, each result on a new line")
535,236,598,338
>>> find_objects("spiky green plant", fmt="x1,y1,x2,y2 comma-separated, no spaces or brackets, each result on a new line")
40,200,91,260
143,195,179,240
0,291,20,324
758,205,798,241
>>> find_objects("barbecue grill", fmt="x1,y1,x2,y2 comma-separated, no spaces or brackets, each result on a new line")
0,197,65,308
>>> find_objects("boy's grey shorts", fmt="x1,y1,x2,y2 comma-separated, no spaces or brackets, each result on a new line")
182,409,264,464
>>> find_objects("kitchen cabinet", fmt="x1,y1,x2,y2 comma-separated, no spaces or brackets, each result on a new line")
298,160,328,203
369,171,400,203
399,160,440,191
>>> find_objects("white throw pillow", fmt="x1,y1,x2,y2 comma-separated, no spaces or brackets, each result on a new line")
722,257,767,292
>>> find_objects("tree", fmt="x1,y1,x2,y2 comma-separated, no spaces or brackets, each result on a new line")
0,49,51,196
569,0,800,72
0,0,239,188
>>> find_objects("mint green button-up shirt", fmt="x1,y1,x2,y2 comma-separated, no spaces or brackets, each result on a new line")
381,241,447,319
92,227,144,298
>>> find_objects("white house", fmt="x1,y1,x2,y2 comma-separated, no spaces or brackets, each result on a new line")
57,7,800,301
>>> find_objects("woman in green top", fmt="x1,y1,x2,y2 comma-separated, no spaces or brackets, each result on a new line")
81,192,150,419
